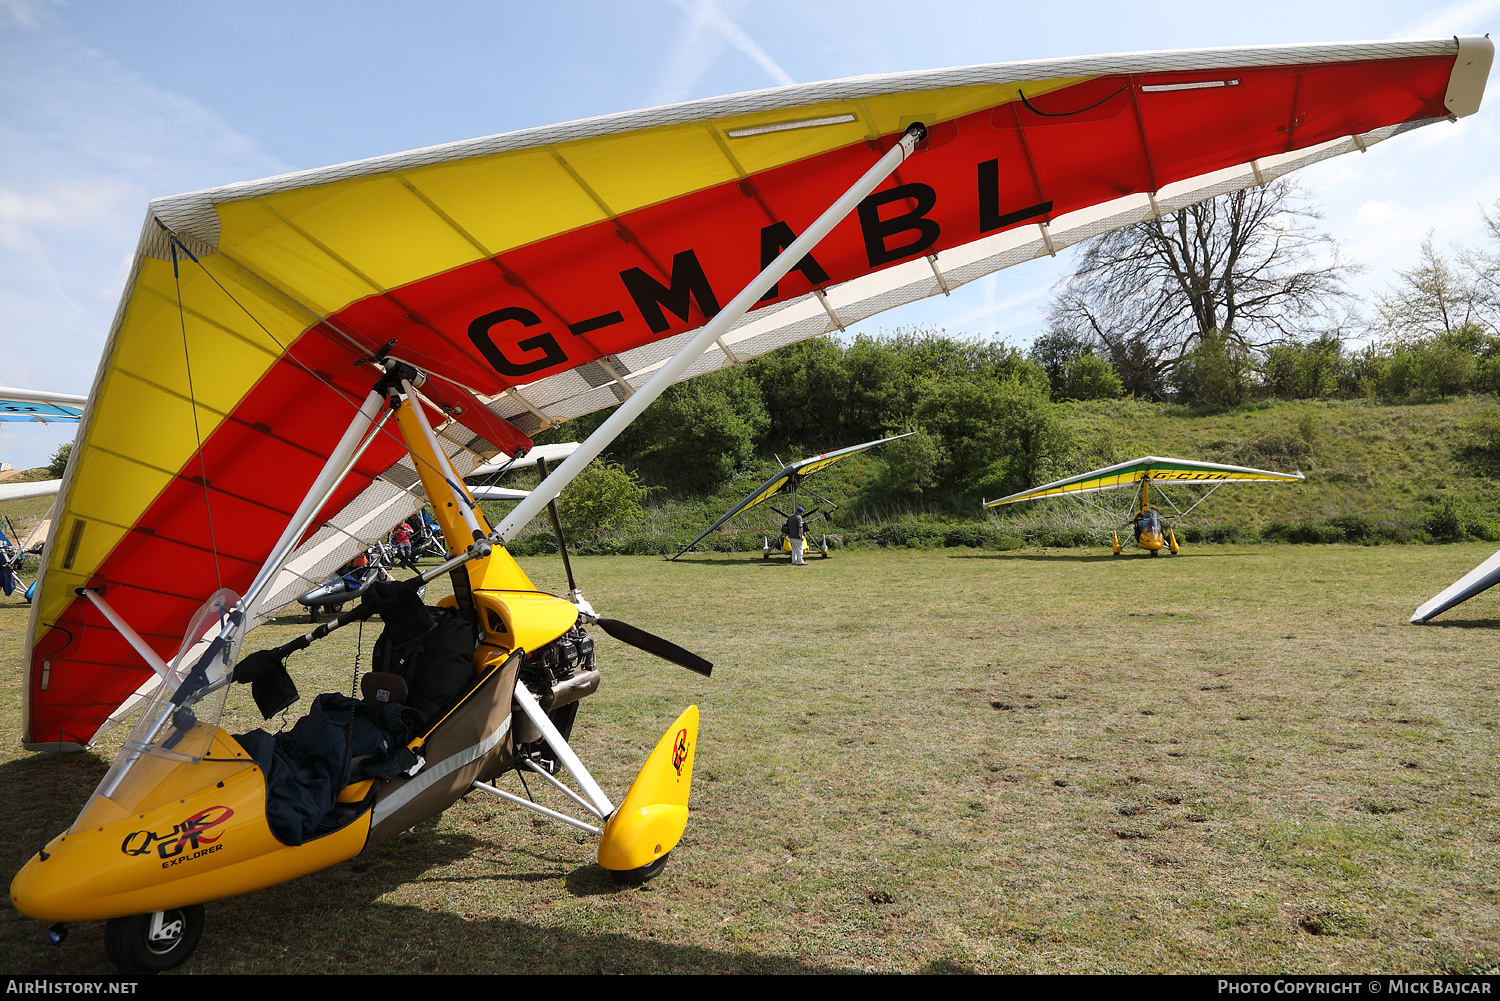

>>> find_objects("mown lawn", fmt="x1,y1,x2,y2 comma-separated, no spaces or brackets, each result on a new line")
1,543,1498,973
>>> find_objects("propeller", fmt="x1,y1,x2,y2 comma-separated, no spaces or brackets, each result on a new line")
535,456,713,679
593,617,713,677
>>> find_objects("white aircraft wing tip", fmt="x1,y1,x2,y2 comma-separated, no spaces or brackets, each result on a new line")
1446,35,1495,119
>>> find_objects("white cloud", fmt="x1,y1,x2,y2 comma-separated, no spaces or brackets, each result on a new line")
0,178,143,252
1392,0,1500,39
0,24,289,469
1354,199,1419,227
652,0,795,105
0,0,56,30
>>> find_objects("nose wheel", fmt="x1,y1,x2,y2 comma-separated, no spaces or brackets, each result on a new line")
104,905,205,974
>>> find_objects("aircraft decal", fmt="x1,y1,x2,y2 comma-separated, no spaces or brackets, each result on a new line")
119,805,234,865
0,401,83,423
672,728,690,777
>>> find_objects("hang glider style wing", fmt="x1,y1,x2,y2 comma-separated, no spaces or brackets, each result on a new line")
23,38,1491,749
0,480,62,503
670,431,915,559
1410,550,1500,623
984,455,1305,508
470,485,532,502
469,441,582,478
0,387,86,424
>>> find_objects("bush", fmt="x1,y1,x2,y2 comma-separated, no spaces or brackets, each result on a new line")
47,442,72,478
1174,331,1254,407
558,460,648,542
1425,498,1465,541
1056,354,1123,402
878,429,944,496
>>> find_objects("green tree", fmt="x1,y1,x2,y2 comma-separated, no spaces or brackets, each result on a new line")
745,336,847,450
878,429,944,496
558,460,647,541
1375,233,1481,338
1028,326,1095,399
1056,353,1123,402
1173,330,1253,406
47,442,72,478
913,374,1069,497
617,367,769,490
1261,332,1344,400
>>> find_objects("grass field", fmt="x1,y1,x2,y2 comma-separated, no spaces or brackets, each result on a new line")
2,543,1498,974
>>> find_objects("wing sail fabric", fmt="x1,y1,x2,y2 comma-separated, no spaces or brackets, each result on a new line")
984,456,1306,508
23,38,1490,748
1410,549,1500,623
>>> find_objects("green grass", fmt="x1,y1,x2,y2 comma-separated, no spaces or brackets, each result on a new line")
2,543,1499,973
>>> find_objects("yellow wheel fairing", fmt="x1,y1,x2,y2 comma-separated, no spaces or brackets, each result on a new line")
599,705,698,872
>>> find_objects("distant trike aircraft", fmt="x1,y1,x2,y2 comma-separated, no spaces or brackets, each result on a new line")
668,432,913,561
984,455,1305,555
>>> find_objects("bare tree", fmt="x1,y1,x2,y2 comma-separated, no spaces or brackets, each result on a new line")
1377,231,1485,339
1047,180,1358,398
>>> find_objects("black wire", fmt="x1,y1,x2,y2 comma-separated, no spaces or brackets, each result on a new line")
171,243,224,590
350,617,364,697
1019,84,1127,118
164,233,496,503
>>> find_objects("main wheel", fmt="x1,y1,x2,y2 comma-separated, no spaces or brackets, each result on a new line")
609,851,671,886
104,905,204,974
308,605,320,622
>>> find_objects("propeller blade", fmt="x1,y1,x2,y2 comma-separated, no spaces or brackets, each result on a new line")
596,618,713,677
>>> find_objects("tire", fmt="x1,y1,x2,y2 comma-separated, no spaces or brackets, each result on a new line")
609,851,671,886
308,605,320,622
104,905,204,974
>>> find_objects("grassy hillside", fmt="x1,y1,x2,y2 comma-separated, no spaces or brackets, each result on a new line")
1049,396,1498,532
481,396,1500,556
6,397,1498,565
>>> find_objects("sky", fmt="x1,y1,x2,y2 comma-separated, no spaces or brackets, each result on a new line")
3,0,1500,469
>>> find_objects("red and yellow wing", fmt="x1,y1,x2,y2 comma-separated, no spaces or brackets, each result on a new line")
24,38,1490,748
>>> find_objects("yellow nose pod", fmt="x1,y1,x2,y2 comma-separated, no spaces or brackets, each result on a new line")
598,705,698,874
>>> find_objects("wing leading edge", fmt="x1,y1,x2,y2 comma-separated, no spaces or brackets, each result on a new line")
984,456,1305,508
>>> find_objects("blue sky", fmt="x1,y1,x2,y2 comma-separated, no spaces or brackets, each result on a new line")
3,0,1499,468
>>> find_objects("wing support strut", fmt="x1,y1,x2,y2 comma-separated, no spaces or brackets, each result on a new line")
78,589,174,686
241,388,389,623
491,123,929,545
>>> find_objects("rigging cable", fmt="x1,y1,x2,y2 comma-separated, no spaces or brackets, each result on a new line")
170,242,224,590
